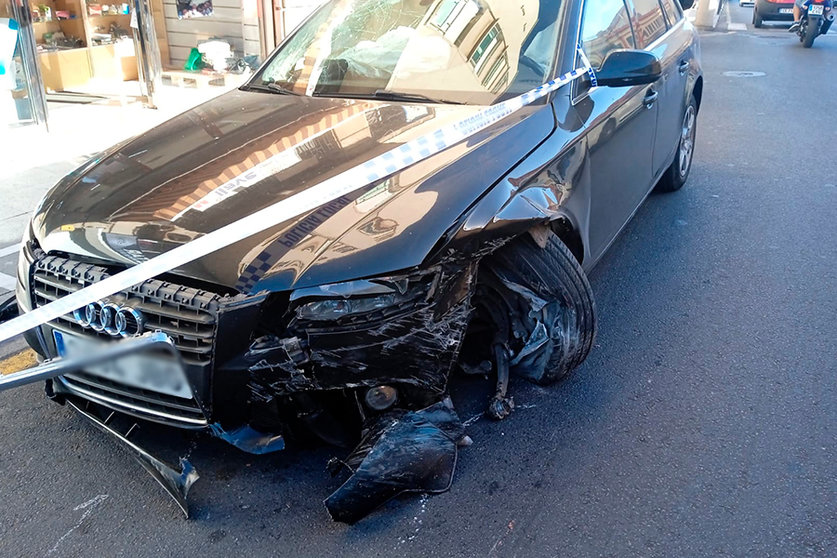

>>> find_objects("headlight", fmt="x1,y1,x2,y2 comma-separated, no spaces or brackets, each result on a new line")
296,293,414,321
291,276,430,323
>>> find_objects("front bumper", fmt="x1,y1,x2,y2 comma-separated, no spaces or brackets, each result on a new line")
15,246,476,449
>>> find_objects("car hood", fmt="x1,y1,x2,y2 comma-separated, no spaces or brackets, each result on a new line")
32,89,555,293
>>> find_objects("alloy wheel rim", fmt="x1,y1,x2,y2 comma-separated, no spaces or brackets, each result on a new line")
678,105,696,178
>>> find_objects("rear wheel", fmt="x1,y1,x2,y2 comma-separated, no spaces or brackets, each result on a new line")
802,19,818,47
481,231,597,385
753,8,764,27
655,94,698,193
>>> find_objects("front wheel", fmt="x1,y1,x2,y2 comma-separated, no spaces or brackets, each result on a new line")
482,232,597,385
655,94,698,193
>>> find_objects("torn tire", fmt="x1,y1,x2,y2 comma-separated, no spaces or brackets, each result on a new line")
483,230,596,385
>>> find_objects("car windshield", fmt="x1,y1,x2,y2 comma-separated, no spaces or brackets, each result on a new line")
251,0,563,105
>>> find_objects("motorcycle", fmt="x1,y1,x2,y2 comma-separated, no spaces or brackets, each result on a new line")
796,0,834,48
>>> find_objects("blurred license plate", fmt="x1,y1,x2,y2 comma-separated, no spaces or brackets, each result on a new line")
779,8,794,13
53,330,192,399
809,5,824,14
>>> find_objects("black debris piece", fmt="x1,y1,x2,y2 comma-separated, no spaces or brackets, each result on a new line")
324,398,466,524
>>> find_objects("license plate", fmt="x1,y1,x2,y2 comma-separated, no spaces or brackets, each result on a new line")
809,5,824,15
779,8,794,13
53,330,193,399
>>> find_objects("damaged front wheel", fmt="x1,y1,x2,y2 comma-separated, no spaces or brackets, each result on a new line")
478,231,597,385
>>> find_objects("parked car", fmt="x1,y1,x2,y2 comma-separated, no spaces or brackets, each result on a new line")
753,0,796,26
14,0,702,522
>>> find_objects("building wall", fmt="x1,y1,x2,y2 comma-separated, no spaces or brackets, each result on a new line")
162,0,323,69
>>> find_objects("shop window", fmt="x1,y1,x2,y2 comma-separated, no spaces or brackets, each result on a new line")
482,52,509,93
580,0,636,70
629,0,669,47
659,0,683,26
430,0,482,44
470,23,502,72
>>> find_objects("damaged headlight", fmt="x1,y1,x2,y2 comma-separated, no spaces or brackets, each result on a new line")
296,294,413,321
291,276,430,323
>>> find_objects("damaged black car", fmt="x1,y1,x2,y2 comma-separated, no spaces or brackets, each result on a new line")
9,0,702,522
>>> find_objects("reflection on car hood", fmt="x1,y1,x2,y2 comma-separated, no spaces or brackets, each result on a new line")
33,89,555,292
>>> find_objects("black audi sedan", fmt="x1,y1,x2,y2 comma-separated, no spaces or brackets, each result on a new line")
13,0,702,521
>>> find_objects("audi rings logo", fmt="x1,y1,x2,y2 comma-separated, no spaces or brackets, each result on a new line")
73,302,145,338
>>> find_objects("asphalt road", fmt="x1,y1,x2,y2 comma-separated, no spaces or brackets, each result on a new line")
0,7,835,557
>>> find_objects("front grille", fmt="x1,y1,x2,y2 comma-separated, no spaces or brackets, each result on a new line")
31,254,221,427
32,255,220,365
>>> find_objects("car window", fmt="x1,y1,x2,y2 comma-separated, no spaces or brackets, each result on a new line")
580,0,636,71
628,0,669,47
659,0,682,26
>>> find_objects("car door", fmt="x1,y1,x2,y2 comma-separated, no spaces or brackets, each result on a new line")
630,0,692,176
574,0,660,260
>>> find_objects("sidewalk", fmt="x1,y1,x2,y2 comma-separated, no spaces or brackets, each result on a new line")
0,82,239,295
686,0,725,29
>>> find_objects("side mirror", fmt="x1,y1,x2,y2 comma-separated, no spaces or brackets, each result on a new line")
595,50,662,88
680,0,695,9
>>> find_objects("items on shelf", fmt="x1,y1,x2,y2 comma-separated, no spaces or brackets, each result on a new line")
31,0,139,90
87,3,130,17
41,30,84,49
110,22,130,38
33,5,52,22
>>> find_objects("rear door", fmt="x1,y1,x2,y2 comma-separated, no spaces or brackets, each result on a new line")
629,0,691,176
575,0,660,260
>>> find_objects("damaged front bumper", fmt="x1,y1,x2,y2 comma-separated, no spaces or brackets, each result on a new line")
244,264,476,404
9,257,481,523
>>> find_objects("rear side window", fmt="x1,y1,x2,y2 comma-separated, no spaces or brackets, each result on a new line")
580,0,636,70
629,0,669,47
659,0,683,26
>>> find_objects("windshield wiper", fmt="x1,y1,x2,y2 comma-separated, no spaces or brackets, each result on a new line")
243,81,300,96
317,89,464,105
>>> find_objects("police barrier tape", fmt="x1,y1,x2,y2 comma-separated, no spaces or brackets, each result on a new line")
0,55,594,347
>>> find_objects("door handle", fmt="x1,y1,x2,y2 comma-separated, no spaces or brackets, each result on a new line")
643,89,659,108
678,60,690,75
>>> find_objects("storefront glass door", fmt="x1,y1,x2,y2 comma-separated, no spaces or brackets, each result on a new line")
1,0,49,128
6,0,160,109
